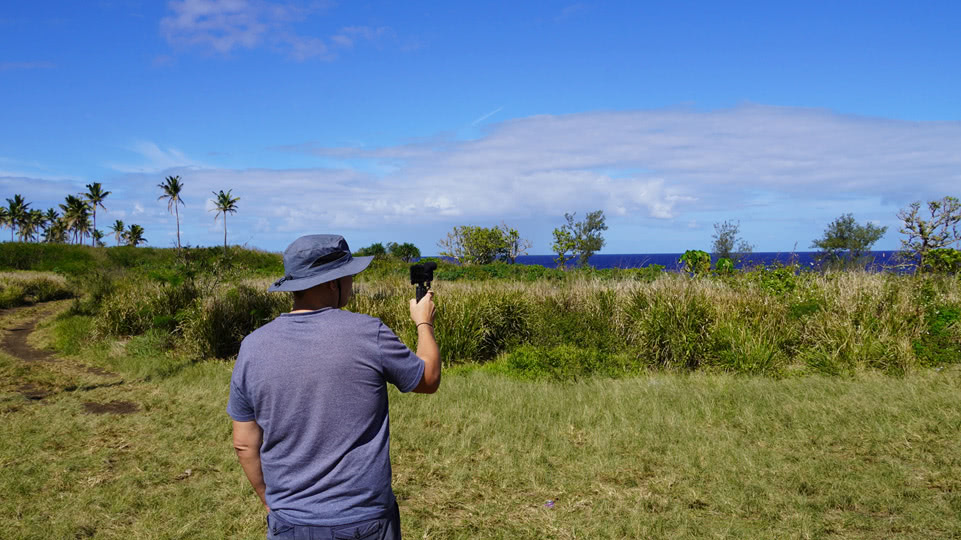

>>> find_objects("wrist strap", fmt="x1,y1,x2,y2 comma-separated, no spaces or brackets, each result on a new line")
416,322,433,329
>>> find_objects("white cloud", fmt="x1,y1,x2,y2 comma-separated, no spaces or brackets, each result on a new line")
160,0,389,60
6,104,960,252
294,104,960,222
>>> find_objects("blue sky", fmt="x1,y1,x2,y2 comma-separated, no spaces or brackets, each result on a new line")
1,1,959,254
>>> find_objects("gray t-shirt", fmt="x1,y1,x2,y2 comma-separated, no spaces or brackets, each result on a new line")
227,308,425,526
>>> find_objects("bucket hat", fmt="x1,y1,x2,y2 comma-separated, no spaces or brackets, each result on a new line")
268,234,373,292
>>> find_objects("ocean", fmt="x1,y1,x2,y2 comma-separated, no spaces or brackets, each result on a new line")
512,251,906,271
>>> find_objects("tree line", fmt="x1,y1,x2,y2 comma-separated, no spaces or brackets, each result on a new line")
410,194,960,274
2,175,240,253
5,177,958,274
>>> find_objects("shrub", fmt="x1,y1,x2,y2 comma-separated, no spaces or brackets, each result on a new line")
679,250,711,277
714,257,735,276
924,248,961,274
0,272,75,308
93,278,200,336
180,285,292,359
628,283,717,369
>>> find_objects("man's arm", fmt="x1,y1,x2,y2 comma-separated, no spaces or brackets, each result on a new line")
410,291,440,394
232,420,269,510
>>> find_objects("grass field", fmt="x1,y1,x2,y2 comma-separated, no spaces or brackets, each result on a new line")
2,303,960,539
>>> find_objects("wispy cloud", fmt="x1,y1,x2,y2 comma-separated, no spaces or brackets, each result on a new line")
471,106,504,126
160,0,391,60
556,3,590,21
105,141,205,173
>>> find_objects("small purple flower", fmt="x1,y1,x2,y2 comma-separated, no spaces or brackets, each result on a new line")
544,500,555,508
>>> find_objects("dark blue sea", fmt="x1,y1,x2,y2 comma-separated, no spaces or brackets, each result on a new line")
512,251,905,272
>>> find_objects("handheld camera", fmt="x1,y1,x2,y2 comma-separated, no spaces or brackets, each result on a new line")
410,261,437,302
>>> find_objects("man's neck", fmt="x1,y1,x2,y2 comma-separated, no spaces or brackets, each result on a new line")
290,301,336,313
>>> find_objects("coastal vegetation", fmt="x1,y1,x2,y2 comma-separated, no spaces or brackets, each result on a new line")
1,241,960,538
1,242,958,380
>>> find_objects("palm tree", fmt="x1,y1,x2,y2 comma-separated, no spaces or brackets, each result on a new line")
157,175,185,249
110,220,125,246
91,229,105,248
44,217,67,244
0,207,9,240
84,182,111,246
211,189,240,254
26,210,46,242
60,195,90,245
124,224,146,247
6,195,30,242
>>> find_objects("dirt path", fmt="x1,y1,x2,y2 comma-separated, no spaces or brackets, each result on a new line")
1,303,137,414
1,310,57,362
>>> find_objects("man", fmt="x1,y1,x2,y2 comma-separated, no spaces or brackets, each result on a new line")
227,234,440,540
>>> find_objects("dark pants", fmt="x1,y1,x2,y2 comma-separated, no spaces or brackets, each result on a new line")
267,504,401,540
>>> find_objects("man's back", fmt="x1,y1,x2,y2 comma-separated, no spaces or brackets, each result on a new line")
228,307,424,526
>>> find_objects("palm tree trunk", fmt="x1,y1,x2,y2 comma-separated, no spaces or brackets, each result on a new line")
223,214,228,255
175,203,181,249
92,209,96,247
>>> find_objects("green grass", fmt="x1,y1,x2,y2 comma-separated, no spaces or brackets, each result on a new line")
2,305,960,538
0,271,75,309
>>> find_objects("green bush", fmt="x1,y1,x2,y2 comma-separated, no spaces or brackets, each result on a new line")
0,272,75,308
180,285,292,359
924,248,961,274
93,278,200,336
714,257,735,276
914,304,961,367
747,264,803,295
628,285,717,369
679,249,711,276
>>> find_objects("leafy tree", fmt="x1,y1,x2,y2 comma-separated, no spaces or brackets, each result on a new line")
711,220,753,265
897,196,961,273
551,210,607,268
498,222,531,263
211,189,240,254
387,242,421,262
6,194,30,242
355,242,388,258
123,224,147,246
438,226,505,265
439,223,531,265
158,175,185,249
83,182,111,245
811,213,887,268
110,220,126,246
551,226,577,268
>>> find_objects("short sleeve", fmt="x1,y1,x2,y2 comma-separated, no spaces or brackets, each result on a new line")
227,367,256,421
377,323,425,393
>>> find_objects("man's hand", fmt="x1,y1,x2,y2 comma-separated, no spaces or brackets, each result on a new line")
410,290,435,326
410,291,440,393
